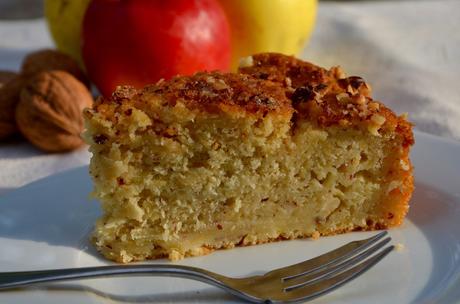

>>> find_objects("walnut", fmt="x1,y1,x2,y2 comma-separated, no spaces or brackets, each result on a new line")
21,49,90,88
15,71,93,152
0,72,24,139
338,76,372,97
0,71,17,85
292,86,315,104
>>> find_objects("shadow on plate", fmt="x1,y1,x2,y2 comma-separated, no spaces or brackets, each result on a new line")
0,187,16,196
407,182,460,303
0,166,100,256
1,167,460,302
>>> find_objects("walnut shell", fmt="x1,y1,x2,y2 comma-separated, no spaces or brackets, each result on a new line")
16,70,93,152
0,71,17,85
21,49,90,88
0,72,24,139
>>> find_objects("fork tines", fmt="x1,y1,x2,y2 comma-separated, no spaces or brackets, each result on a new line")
266,231,394,302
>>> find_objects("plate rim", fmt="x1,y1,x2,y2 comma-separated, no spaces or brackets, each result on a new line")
1,130,460,304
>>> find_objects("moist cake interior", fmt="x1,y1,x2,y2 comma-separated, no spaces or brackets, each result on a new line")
84,53,413,263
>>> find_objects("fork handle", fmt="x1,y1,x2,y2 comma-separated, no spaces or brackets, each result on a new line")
0,265,231,291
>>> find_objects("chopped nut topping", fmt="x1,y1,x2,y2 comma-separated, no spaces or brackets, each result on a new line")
368,102,380,111
163,127,177,138
93,134,108,144
363,82,372,91
348,76,365,89
112,86,137,103
285,77,292,87
368,113,386,135
292,86,314,104
334,66,346,79
336,92,350,104
338,76,371,97
346,84,357,95
339,119,350,126
353,95,366,105
211,141,220,150
214,79,229,90
205,77,215,84
358,110,368,118
357,104,368,114
239,56,254,68
315,83,328,91
371,113,386,125
252,95,276,106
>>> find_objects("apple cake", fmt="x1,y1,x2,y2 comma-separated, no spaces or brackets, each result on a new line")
83,53,413,263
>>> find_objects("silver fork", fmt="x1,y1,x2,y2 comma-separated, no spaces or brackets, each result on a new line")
0,231,393,303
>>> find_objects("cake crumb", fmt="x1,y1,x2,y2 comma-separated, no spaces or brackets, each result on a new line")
311,231,320,240
395,243,405,252
169,249,183,261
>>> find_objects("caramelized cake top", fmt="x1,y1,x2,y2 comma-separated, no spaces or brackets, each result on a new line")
89,53,413,147
240,53,413,147
91,71,294,120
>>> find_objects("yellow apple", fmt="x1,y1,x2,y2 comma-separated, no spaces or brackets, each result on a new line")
218,0,317,70
44,0,91,67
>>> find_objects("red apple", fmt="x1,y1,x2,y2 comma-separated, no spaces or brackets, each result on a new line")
82,0,231,96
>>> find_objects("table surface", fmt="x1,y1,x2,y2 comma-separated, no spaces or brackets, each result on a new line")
0,0,459,196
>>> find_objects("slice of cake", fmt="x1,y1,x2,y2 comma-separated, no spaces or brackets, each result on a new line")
83,53,413,263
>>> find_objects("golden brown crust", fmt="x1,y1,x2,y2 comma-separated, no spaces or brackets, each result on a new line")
87,53,415,263
93,71,294,119
239,53,414,146
239,52,331,89
92,53,413,148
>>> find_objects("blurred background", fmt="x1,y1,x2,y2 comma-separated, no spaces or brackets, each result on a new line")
0,0,42,19
1,0,458,139
0,0,459,191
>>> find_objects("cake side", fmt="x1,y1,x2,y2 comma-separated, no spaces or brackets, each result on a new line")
240,53,414,228
84,54,414,263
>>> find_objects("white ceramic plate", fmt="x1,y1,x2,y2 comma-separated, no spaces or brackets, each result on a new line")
0,130,459,304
